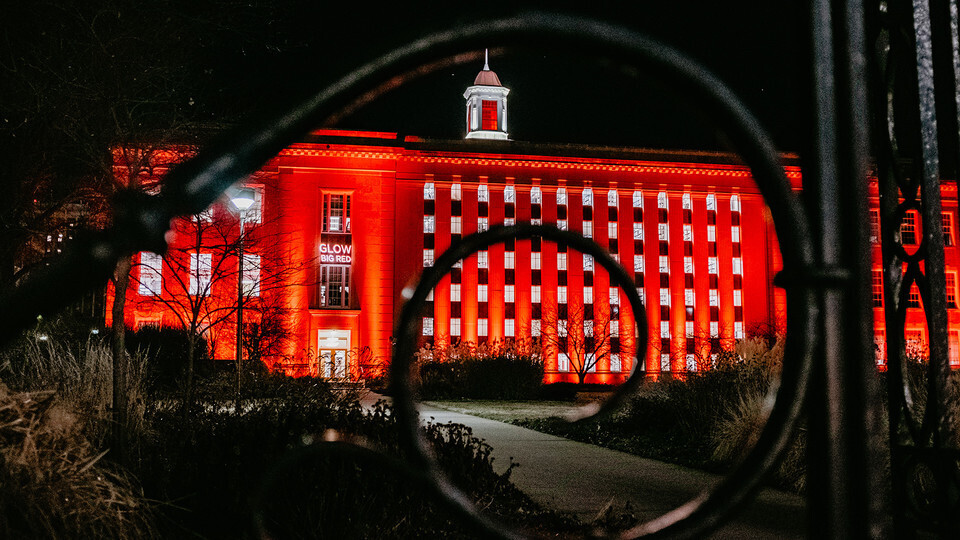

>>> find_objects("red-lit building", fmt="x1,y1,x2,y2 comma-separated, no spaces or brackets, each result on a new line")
110,59,960,383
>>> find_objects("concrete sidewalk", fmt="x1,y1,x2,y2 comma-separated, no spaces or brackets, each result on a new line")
362,393,805,538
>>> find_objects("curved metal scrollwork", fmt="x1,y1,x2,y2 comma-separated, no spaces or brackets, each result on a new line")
870,0,960,536
0,12,819,539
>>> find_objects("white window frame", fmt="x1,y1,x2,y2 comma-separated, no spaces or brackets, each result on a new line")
683,224,693,242
710,321,719,338
423,215,435,233
730,194,741,212
556,187,567,205
531,319,541,336
423,183,435,200
450,318,461,336
583,254,594,271
530,186,542,204
660,289,671,306
706,194,717,211
710,289,719,307
242,253,260,297
189,252,212,296
558,286,568,303
582,188,594,206
477,251,489,269
558,352,570,372
584,287,593,304
634,255,644,273
633,190,644,208
531,252,542,269
139,252,163,296
422,317,434,336
504,251,515,269
659,256,669,273
583,220,593,238
478,285,488,302
504,185,516,203
610,354,621,372
478,318,488,336
708,257,719,274
450,284,461,302
659,223,669,241
608,222,618,238
423,249,434,267
531,285,541,304
707,225,716,242
557,253,567,270
658,192,669,209
451,183,462,200
734,290,742,306
505,285,515,302
661,321,670,338
477,217,488,232
607,190,618,206
505,319,515,336
633,223,644,240
732,258,743,275
478,184,489,202
451,216,462,234
682,193,692,210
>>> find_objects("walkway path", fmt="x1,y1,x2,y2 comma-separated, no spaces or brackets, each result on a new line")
362,393,805,538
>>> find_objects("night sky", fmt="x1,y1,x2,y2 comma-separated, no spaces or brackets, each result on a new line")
209,2,807,153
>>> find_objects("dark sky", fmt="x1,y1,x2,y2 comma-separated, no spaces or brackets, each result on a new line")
211,2,807,153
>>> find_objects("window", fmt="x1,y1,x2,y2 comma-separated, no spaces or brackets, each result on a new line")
583,254,594,271
608,190,618,206
558,319,568,336
531,319,541,336
450,284,461,302
611,320,619,336
557,219,567,231
610,354,621,372
478,285,488,302
584,287,593,304
682,193,692,209
731,227,741,243
505,285,515,302
869,210,880,243
610,288,620,305
422,317,434,336
658,192,668,209
685,289,694,306
686,354,697,372
423,215,435,233
451,216,462,234
558,353,570,372
634,255,644,273
660,354,671,371
557,286,568,303
557,253,567,270
708,257,719,274
661,321,670,338
730,194,741,212
531,252,541,269
658,223,669,241
582,188,594,206
683,224,693,242
633,223,644,240
684,257,694,274
531,285,542,303
872,270,884,307
556,187,567,205
478,184,489,202
710,289,719,306
478,318,489,336
450,318,461,336
710,321,719,338
322,194,352,233
901,210,918,245
504,185,516,203
481,100,498,130
531,186,542,204
659,256,669,273
582,221,593,238
947,272,957,308
706,194,717,211
318,264,350,308
451,183,462,200
608,223,618,239
733,290,742,306
707,225,716,242
423,183,435,200
686,321,695,336
504,251,515,269
505,319,515,336
423,249,434,267
477,217,488,232
944,212,955,246
138,252,163,295
633,191,644,208
477,251,489,268
242,254,260,297
584,320,594,337
660,289,671,306
732,258,743,275
189,253,212,296
735,322,744,339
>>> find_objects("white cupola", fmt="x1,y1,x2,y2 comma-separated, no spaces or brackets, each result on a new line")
464,49,509,140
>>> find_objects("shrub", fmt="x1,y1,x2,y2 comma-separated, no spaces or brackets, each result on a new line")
125,326,211,391
416,338,544,400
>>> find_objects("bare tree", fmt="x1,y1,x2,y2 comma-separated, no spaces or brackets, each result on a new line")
129,194,305,408
540,298,614,384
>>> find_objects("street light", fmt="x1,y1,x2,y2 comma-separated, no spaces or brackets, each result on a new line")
230,187,256,413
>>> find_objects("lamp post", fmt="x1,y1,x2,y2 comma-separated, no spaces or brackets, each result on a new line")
230,187,256,414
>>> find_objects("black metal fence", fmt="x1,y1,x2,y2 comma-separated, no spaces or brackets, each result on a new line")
2,3,960,538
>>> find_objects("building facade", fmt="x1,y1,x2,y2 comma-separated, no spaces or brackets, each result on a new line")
110,61,960,383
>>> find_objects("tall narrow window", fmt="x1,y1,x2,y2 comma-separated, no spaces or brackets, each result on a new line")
319,265,350,308
947,272,957,308
189,253,212,296
481,100,498,130
242,254,260,297
872,270,884,307
138,252,163,296
322,194,352,233
943,212,955,246
901,210,918,245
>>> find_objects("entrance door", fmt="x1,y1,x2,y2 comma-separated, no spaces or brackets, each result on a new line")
317,329,351,379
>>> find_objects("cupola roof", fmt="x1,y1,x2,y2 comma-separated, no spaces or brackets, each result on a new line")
473,49,502,86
